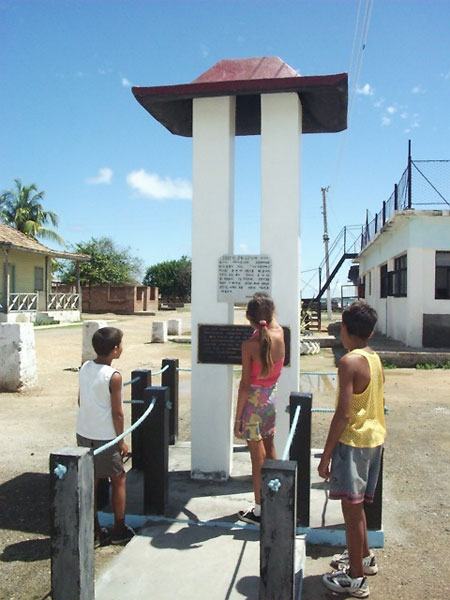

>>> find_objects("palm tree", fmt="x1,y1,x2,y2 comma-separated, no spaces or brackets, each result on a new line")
0,179,64,246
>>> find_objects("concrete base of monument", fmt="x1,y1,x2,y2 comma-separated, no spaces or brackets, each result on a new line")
96,442,306,600
99,443,383,547
95,443,382,598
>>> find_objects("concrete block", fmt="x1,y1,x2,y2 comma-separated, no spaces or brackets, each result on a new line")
0,323,37,391
152,321,167,343
82,320,108,364
167,318,182,336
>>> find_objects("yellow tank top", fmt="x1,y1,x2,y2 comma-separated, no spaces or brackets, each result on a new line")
338,349,386,448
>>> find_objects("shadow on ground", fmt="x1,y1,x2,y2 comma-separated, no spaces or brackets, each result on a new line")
0,472,50,563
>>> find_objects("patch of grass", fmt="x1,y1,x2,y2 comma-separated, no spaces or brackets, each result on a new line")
416,361,450,370
33,319,60,326
382,360,397,369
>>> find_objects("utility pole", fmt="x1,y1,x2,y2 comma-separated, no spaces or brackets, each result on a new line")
321,186,332,320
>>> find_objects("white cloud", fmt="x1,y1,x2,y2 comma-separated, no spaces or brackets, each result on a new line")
440,70,450,80
239,243,249,252
356,83,374,96
200,44,209,58
85,167,113,185
400,111,408,119
374,97,384,108
381,116,391,126
121,77,131,87
411,86,425,94
127,170,192,201
410,114,420,128
386,106,397,115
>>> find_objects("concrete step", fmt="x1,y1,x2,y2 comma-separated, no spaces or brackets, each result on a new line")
95,521,305,600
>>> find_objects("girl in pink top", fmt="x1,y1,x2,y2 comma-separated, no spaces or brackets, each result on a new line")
234,293,285,525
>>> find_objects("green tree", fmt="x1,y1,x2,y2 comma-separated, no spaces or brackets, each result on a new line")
143,256,191,299
0,178,64,245
57,237,143,286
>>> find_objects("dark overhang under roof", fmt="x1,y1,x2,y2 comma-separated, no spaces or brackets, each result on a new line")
132,72,348,136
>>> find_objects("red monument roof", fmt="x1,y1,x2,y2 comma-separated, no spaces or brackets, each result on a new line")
132,56,348,136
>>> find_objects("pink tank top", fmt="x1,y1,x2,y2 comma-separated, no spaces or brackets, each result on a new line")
249,330,284,387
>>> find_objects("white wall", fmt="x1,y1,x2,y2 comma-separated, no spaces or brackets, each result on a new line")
358,212,450,347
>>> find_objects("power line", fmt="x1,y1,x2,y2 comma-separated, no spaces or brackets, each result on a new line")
330,0,375,192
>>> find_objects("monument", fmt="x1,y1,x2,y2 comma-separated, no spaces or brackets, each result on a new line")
133,57,347,478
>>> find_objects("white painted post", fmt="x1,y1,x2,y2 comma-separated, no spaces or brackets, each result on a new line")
82,320,108,364
152,321,168,343
0,323,37,391
167,318,182,336
191,95,235,479
261,92,302,453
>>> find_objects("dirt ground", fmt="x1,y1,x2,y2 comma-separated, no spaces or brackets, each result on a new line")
1,310,449,599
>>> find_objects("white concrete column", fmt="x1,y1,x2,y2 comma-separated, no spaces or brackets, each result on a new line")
82,320,108,364
406,247,424,347
261,92,302,453
191,96,235,478
0,323,37,391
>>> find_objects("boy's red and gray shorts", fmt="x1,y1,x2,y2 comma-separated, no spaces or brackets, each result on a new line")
76,434,124,479
328,442,383,504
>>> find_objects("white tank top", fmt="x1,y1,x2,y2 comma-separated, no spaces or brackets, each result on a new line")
76,361,122,440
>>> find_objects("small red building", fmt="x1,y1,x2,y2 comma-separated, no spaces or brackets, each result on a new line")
81,284,158,314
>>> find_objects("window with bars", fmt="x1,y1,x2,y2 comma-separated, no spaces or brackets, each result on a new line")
393,254,407,297
435,251,450,299
34,266,44,292
380,264,388,298
359,275,366,299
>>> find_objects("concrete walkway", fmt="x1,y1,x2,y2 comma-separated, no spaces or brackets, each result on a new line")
94,443,368,599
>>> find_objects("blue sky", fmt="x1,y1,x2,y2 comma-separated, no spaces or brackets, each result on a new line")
1,0,449,295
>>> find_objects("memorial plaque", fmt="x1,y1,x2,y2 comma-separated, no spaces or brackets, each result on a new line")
218,254,271,302
198,324,291,366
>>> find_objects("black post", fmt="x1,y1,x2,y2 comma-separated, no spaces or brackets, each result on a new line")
364,448,384,530
50,448,94,600
289,392,312,527
394,183,398,211
260,459,298,600
142,386,169,514
375,213,378,234
382,201,386,226
162,358,179,445
131,369,152,470
408,139,412,209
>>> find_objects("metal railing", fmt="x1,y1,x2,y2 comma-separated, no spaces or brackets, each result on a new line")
361,146,450,250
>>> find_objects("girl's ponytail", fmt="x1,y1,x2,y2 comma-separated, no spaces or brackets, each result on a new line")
259,321,273,378
246,293,276,377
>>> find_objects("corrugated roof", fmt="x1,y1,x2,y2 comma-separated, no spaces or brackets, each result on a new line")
0,222,89,260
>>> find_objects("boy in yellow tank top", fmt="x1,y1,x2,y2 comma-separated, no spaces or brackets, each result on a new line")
318,301,386,598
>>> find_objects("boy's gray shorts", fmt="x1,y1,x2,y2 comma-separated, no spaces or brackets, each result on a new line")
328,442,383,504
76,434,124,479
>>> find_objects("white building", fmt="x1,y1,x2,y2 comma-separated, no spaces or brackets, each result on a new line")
357,210,450,348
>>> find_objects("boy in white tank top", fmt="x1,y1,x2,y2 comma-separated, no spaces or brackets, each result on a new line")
77,327,134,547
